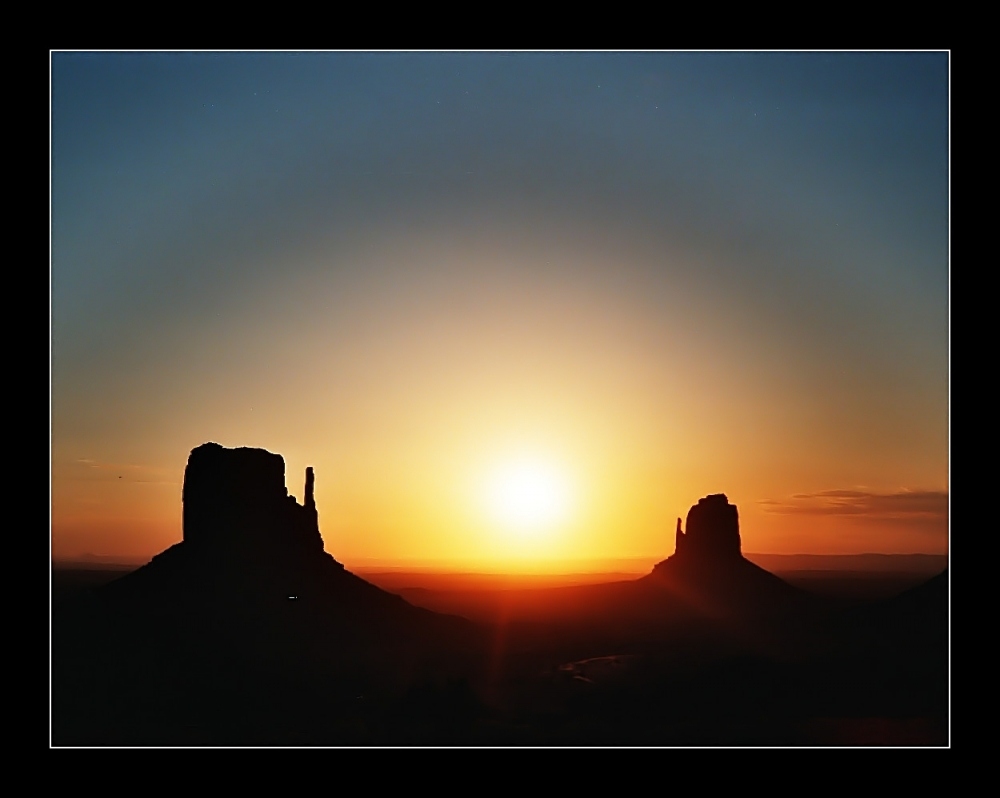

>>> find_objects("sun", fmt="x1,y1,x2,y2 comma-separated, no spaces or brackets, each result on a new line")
481,455,574,536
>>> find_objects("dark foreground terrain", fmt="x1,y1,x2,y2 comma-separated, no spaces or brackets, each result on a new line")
53,559,947,746
51,447,948,746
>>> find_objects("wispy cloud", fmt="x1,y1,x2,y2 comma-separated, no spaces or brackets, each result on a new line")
759,489,948,520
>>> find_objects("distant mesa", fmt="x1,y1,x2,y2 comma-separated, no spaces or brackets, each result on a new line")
647,493,803,615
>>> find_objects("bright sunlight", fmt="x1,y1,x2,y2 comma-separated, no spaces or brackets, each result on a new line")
481,455,575,536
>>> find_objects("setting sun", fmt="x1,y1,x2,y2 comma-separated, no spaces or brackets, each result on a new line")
481,456,574,536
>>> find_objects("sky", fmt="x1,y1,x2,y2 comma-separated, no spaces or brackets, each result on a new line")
51,51,949,571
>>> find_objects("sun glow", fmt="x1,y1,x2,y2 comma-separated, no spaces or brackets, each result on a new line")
481,455,574,536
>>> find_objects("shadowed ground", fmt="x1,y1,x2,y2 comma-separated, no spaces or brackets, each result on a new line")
51,447,948,746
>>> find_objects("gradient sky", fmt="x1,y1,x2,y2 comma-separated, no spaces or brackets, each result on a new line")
51,51,949,570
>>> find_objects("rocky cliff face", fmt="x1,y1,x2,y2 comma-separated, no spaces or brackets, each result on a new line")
182,442,323,555
673,493,742,562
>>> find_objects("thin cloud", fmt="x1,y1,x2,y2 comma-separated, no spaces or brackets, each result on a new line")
759,488,948,520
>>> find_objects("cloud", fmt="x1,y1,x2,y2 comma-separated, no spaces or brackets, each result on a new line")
759,488,948,520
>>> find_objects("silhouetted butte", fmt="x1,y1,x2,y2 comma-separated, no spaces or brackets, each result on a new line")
56,443,484,744
644,494,805,617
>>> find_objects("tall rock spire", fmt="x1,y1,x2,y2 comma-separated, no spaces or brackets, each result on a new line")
674,517,686,556
305,466,315,510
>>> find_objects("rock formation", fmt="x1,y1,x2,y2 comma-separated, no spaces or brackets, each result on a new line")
95,440,478,653
182,442,324,556
649,492,802,616
672,493,742,562
60,441,488,745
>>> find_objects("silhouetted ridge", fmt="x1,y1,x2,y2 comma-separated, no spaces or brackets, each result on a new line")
648,493,804,616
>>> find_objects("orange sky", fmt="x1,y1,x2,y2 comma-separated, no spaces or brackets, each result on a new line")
50,226,948,569
51,53,948,570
